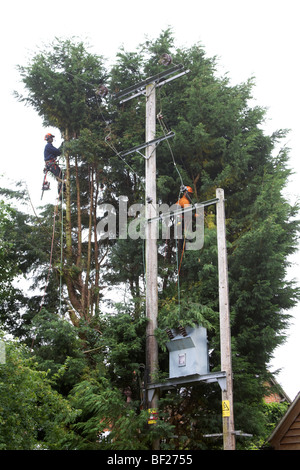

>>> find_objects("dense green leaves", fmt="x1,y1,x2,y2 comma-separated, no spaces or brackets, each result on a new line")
0,200,19,301
0,337,75,449
15,38,107,135
0,30,298,449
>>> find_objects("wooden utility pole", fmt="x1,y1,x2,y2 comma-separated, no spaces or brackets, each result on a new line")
216,188,235,450
145,83,159,428
113,65,190,451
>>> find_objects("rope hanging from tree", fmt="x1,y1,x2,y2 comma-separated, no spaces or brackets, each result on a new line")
62,58,190,318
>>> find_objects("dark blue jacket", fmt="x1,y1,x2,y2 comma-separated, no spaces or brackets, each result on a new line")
44,143,61,161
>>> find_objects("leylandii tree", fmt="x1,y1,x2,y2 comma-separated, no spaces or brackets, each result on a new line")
0,335,75,449
107,31,300,443
13,30,300,448
15,39,111,326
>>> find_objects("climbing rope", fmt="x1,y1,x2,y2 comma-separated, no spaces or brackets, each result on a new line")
38,164,65,313
59,169,64,315
39,202,58,312
157,114,184,189
61,63,190,317
155,90,191,316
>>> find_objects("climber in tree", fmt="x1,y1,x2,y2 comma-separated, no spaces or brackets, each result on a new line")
176,186,194,210
175,185,196,252
44,133,65,194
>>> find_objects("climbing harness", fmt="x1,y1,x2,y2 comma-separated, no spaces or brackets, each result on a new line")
41,157,66,200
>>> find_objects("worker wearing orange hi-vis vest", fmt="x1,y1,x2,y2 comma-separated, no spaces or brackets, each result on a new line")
175,186,194,252
176,185,194,209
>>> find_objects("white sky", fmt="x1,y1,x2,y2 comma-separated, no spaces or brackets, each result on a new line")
1,0,300,400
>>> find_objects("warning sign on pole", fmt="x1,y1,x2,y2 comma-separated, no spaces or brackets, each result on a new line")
222,400,230,417
148,408,158,425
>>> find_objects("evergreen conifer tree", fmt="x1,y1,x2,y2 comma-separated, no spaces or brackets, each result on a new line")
7,30,299,449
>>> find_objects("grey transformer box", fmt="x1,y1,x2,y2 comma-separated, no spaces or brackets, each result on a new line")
146,325,227,400
166,325,209,379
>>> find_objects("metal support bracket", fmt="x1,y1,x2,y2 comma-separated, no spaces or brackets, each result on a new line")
204,430,253,439
147,198,219,223
119,132,175,159
147,388,156,403
217,376,227,392
114,64,188,103
146,371,227,393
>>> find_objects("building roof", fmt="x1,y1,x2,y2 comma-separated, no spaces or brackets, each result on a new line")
264,375,292,405
267,391,300,450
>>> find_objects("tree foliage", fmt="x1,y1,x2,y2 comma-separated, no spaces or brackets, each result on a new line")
0,335,76,449
0,29,298,449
